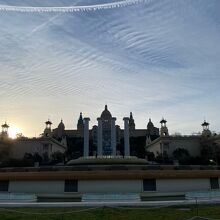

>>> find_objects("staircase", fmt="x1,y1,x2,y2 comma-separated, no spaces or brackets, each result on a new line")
82,193,140,202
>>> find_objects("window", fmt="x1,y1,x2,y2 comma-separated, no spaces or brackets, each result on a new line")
64,180,78,192
0,181,9,192
210,178,219,190
143,179,156,191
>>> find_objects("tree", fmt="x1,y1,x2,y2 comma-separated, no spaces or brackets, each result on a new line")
33,153,43,163
146,151,155,161
16,133,26,139
173,148,189,160
201,141,220,165
51,151,64,163
0,140,12,160
42,152,49,163
66,137,83,159
23,153,34,160
173,148,191,165
130,136,146,158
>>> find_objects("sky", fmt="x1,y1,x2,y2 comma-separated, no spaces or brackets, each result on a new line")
0,0,220,137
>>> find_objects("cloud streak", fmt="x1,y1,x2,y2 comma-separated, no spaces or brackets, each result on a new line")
27,13,61,37
0,0,219,136
0,0,149,12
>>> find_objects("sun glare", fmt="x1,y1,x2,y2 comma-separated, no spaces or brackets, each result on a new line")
8,126,22,139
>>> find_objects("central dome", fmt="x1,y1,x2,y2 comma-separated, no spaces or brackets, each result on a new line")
101,105,112,120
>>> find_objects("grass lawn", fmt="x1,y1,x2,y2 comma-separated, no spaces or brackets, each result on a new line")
0,205,220,220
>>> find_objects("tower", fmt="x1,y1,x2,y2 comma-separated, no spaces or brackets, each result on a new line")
77,112,84,131
160,118,169,137
100,104,112,155
201,120,211,137
44,120,52,137
1,122,9,139
129,112,135,131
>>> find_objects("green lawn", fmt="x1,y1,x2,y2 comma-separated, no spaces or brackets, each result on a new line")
0,205,220,220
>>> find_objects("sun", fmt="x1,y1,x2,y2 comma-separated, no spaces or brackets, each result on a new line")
8,126,22,139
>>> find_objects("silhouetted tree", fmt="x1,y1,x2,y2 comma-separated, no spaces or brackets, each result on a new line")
130,136,146,158
146,151,155,161
42,152,49,163
33,153,43,163
173,148,189,160
66,137,83,159
0,140,12,160
51,151,64,163
23,153,33,160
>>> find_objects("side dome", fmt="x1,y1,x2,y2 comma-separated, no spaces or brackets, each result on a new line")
147,118,154,128
57,119,65,138
100,105,112,120
58,119,65,130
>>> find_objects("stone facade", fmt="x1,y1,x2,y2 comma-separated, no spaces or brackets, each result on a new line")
146,120,220,161
51,105,160,158
146,135,201,157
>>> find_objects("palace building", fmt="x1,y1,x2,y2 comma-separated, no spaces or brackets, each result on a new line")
1,105,219,162
50,105,159,158
0,106,220,202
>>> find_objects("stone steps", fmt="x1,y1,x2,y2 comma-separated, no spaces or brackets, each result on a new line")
82,193,140,202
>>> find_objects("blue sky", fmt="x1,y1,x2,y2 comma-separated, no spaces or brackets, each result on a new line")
0,0,220,137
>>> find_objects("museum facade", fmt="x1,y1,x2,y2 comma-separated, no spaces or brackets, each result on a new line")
50,105,159,158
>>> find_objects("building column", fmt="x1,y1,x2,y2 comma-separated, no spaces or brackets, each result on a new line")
97,117,103,156
123,117,130,157
83,117,90,157
111,117,117,156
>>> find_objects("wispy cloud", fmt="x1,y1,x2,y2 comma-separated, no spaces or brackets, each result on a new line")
27,13,61,37
0,0,220,136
